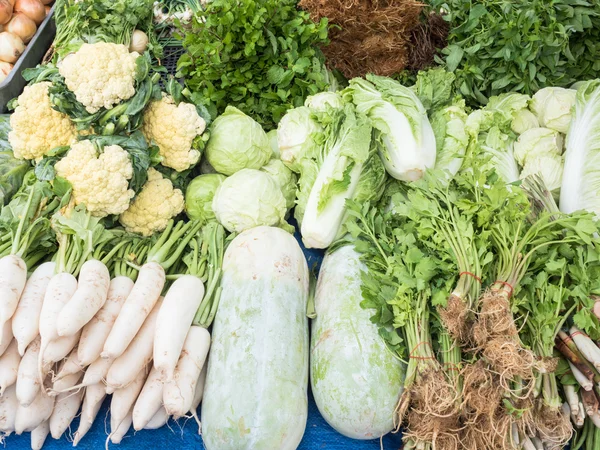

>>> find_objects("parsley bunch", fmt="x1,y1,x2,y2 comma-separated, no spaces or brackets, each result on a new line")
176,0,330,129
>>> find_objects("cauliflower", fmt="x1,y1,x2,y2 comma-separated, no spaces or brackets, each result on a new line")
55,140,134,217
119,168,184,236
9,82,78,160
142,94,206,172
59,43,140,114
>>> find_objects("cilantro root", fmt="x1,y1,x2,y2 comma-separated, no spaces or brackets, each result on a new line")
439,295,471,344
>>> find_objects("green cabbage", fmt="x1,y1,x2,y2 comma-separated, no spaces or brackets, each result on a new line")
431,99,469,178
260,159,297,211
530,87,576,134
511,109,539,135
304,92,344,111
513,128,563,167
185,173,226,223
276,106,321,172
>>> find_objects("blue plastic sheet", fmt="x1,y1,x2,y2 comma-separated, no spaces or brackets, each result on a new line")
5,230,404,449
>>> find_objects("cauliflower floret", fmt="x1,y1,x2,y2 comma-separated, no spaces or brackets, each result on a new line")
119,168,184,236
142,94,206,172
55,140,135,217
9,82,78,160
59,43,140,114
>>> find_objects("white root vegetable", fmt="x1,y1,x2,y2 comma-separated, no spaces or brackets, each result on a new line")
569,361,593,391
73,382,106,446
12,262,54,356
16,335,41,407
132,366,164,431
0,384,17,433
577,401,586,427
30,419,49,450
51,370,81,394
570,326,600,370
589,410,600,428
102,262,165,360
0,254,27,329
144,406,168,430
81,357,112,387
163,326,210,418
110,409,132,444
43,330,81,368
110,365,148,431
14,390,54,434
0,318,11,356
564,384,579,416
57,260,110,338
190,363,207,433
49,380,84,438
106,297,163,393
154,275,205,381
129,29,149,53
0,339,20,395
78,276,133,367
53,347,83,381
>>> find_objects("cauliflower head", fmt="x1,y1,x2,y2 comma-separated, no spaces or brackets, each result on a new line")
9,82,78,160
119,168,184,236
55,140,134,217
142,94,206,172
59,43,139,114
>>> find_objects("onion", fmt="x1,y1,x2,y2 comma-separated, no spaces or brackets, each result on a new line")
40,0,50,4
0,60,12,83
0,0,13,25
0,31,24,63
6,13,36,43
44,5,49,14
129,30,148,53
14,0,45,25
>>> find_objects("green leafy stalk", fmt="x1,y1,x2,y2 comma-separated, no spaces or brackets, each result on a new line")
146,220,202,270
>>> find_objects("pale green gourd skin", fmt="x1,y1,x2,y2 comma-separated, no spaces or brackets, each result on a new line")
201,226,310,450
311,246,405,440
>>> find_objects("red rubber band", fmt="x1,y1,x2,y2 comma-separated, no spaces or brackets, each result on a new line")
409,341,435,361
443,362,461,372
459,271,482,283
561,335,573,344
494,280,514,297
571,330,588,339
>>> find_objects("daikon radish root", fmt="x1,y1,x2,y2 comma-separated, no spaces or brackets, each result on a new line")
133,366,164,431
0,339,20,395
110,364,148,431
57,259,110,338
38,272,77,383
190,364,207,432
51,370,81,394
0,254,28,329
12,262,55,356
73,382,106,446
14,390,54,434
49,379,84,439
81,357,112,387
106,297,163,393
30,419,49,450
154,275,205,381
0,318,12,356
53,347,83,382
102,262,165,360
109,409,132,444
42,329,81,364
78,276,133,367
163,326,210,418
144,406,168,430
0,384,18,434
16,336,41,407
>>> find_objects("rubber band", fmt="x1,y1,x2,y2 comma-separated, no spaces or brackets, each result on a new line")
494,280,514,297
409,341,435,361
459,271,481,284
443,362,461,372
571,330,588,339
560,334,573,344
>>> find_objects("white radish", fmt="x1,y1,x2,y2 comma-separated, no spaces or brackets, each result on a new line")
14,391,54,434
154,275,205,381
0,339,20,395
53,347,83,381
0,318,12,356
51,370,81,394
102,262,165,360
133,366,164,431
144,406,168,430
38,273,77,380
570,326,600,370
73,382,106,446
78,276,133,366
57,260,110,337
564,384,579,416
0,384,17,433
81,357,113,387
12,262,55,356
49,381,84,438
16,336,41,407
110,409,132,444
110,365,148,431
569,361,593,391
0,255,27,329
42,330,81,364
163,326,210,418
30,419,49,450
106,297,163,393
190,364,207,432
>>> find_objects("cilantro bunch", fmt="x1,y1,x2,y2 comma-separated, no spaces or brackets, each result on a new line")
176,0,330,129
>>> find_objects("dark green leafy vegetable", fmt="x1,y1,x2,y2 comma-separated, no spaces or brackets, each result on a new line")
176,0,330,129
0,116,31,206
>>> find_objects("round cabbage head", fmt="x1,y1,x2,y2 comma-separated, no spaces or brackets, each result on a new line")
277,106,320,172
205,106,271,176
519,153,563,194
260,159,297,210
530,87,576,134
304,92,344,111
185,173,226,222
511,109,539,135
513,127,563,166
